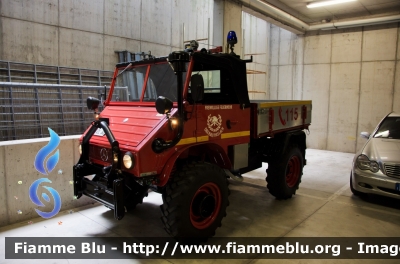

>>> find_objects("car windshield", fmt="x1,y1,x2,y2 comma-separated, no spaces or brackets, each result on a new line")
374,117,400,139
111,62,187,102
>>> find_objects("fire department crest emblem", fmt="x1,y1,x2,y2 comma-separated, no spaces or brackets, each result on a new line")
204,114,224,137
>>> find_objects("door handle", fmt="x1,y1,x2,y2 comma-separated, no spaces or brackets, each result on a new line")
226,120,238,129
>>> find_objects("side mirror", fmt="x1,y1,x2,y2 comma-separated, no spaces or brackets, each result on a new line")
156,96,173,115
190,74,204,102
360,132,370,139
87,97,100,111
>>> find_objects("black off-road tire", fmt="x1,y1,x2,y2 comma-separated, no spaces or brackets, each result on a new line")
160,162,230,242
266,145,303,199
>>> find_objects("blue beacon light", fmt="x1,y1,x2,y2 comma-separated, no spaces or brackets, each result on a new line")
227,31,237,55
227,31,238,45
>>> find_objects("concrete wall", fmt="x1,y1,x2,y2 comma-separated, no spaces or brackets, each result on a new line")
0,0,216,70
1,0,398,154
269,23,400,153
242,12,270,100
0,136,93,227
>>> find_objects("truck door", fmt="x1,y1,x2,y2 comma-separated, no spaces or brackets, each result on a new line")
192,68,250,147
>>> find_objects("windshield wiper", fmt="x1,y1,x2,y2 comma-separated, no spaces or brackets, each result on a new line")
115,63,132,79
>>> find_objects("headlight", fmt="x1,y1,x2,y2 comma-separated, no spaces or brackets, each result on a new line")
169,117,179,130
79,144,82,155
356,154,379,173
123,152,134,169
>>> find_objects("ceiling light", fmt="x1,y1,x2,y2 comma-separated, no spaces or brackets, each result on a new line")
307,0,356,9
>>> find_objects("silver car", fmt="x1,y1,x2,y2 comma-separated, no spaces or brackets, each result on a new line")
350,112,400,199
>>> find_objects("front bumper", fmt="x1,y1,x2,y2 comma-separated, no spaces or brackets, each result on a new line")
73,119,125,220
73,163,125,220
351,167,400,199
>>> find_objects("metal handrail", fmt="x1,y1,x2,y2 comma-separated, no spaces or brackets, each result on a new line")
0,60,113,85
0,82,114,141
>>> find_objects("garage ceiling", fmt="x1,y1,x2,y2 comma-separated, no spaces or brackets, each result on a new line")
263,0,400,24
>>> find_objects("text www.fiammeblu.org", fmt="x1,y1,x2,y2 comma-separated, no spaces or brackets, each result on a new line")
122,242,400,257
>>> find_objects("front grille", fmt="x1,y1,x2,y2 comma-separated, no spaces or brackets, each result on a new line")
90,145,112,163
384,163,400,178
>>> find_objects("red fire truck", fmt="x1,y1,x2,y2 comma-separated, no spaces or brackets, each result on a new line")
74,32,311,240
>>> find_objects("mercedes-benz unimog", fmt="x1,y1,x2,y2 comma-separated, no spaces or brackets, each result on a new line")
73,31,312,241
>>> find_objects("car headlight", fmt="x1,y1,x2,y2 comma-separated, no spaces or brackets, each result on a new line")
356,154,379,173
123,152,135,169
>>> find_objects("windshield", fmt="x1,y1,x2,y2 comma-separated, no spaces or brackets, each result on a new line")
374,117,400,139
112,62,187,102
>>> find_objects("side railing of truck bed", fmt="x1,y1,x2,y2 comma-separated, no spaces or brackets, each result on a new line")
250,100,312,138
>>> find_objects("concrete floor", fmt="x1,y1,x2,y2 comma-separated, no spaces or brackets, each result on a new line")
1,149,400,264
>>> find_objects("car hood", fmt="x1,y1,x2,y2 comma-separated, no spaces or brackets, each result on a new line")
87,106,166,148
362,138,400,164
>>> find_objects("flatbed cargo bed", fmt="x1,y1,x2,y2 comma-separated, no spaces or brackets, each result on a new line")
250,100,312,138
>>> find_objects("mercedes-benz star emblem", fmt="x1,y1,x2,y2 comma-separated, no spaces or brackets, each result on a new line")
100,148,108,162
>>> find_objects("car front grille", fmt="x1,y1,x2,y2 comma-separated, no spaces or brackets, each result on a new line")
384,163,400,178
89,145,112,164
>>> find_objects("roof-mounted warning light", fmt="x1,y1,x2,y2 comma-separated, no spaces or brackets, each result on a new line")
227,31,238,55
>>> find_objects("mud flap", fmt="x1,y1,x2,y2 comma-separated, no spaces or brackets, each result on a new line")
73,164,85,199
113,179,125,220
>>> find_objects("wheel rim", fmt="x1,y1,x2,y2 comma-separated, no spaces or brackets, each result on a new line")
190,182,221,229
286,155,300,188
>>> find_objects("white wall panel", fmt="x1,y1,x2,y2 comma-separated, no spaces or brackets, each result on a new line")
362,24,397,62
279,28,294,65
332,28,362,63
268,16,399,153
104,0,141,39
242,11,269,100
242,12,251,55
278,65,293,100
327,63,361,153
0,0,58,25
293,64,303,100
59,29,103,68
195,1,213,51
269,66,278,100
304,32,332,64
1,18,58,64
294,35,304,65
303,64,330,150
140,0,172,45
224,0,242,56
1,0,214,69
171,0,213,49
60,0,104,34
265,26,303,103
356,61,395,151
270,25,280,66
212,0,224,47
171,0,190,49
